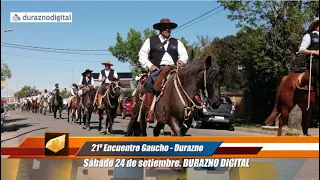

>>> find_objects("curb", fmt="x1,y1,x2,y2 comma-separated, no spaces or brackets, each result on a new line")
235,126,319,136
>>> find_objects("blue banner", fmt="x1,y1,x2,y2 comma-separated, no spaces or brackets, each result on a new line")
76,141,222,156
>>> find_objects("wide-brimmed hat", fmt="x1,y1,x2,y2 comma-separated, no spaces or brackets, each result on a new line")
153,18,178,30
308,18,319,32
72,83,78,88
82,69,93,76
101,60,113,66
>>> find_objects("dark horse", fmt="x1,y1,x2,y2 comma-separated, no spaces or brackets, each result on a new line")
68,96,81,123
125,56,223,137
52,89,63,119
265,72,318,136
98,81,122,134
79,86,96,130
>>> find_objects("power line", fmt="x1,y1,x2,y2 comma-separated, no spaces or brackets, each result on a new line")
173,8,224,34
2,52,102,62
174,5,223,31
1,42,109,52
1,45,112,56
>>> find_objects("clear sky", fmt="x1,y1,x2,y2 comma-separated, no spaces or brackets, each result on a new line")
1,1,238,96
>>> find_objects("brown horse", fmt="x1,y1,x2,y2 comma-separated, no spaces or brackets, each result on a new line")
68,96,81,123
79,86,96,130
265,71,318,136
98,81,122,134
125,56,223,137
31,99,38,113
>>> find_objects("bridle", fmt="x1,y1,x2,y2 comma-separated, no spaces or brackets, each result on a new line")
103,81,122,108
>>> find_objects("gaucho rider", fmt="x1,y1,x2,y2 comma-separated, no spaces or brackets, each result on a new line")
138,18,188,123
68,83,79,108
78,69,95,103
93,60,119,110
298,18,319,95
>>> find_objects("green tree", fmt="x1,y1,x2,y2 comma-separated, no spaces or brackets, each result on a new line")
14,85,37,98
108,28,157,77
1,60,12,83
218,0,319,123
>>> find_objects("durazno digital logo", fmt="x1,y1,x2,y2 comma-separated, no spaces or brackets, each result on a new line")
12,14,21,21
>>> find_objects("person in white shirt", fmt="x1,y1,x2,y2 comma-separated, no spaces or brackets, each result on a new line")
138,18,188,123
298,18,319,92
77,69,95,98
68,83,79,108
94,60,119,110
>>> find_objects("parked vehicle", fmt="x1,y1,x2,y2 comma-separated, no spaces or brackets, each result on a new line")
116,97,133,119
63,98,68,110
192,95,235,131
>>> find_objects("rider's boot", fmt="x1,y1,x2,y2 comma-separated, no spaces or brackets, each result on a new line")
144,93,155,123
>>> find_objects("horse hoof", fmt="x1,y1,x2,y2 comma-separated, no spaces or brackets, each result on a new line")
87,127,91,131
98,127,101,131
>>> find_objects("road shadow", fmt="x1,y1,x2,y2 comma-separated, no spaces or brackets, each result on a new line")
2,123,35,133
1,127,48,143
4,118,28,123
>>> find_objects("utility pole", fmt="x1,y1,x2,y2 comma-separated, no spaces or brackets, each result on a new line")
72,69,74,84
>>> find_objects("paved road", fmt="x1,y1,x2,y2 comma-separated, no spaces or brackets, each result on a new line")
1,110,318,180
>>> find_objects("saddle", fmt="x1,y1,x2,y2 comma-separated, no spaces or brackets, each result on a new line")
154,66,177,92
296,71,314,91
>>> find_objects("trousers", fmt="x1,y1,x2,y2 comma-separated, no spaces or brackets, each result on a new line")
144,67,165,93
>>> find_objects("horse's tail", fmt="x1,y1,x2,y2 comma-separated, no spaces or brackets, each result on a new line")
264,76,287,125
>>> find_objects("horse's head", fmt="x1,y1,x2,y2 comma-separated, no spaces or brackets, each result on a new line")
203,56,223,109
181,56,223,109
83,86,96,108
109,81,122,98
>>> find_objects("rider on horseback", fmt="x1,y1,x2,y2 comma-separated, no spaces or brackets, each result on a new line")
138,18,188,123
78,69,95,104
93,60,119,110
52,83,60,94
68,83,79,108
299,18,319,93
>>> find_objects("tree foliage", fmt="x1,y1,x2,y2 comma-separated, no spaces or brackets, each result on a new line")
1,60,12,82
216,0,319,123
14,86,39,98
108,28,157,77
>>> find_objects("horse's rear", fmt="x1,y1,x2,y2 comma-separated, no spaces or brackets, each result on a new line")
265,72,317,136
68,97,80,123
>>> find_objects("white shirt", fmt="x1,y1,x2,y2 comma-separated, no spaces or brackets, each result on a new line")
70,87,77,96
98,69,119,84
138,34,189,69
299,31,319,52
43,93,49,99
32,96,37,100
79,76,95,87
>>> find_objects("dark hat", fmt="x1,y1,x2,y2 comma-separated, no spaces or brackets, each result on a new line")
82,69,93,76
72,83,78,88
55,83,59,86
308,18,319,32
153,18,178,30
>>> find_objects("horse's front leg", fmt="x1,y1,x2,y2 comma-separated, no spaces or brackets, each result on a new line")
105,110,113,134
153,123,165,137
86,110,91,131
98,109,103,131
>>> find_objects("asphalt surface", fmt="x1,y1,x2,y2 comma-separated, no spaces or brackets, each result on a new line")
1,110,319,180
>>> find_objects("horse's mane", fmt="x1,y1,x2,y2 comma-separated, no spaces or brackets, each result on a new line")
179,58,220,80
